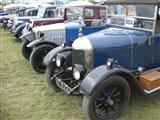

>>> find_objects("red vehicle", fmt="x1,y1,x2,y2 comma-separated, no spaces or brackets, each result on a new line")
22,1,106,34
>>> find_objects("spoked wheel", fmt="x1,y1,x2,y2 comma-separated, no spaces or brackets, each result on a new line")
21,40,32,60
46,62,73,92
46,62,62,91
83,75,130,120
30,44,54,73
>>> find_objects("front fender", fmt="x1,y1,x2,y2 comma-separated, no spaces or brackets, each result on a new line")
14,23,25,37
27,38,43,48
20,31,33,42
27,38,59,48
80,65,138,96
43,46,72,66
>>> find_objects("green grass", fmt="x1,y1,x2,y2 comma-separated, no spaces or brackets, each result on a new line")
0,28,160,120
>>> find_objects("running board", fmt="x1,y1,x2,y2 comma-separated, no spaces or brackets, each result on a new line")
144,86,160,94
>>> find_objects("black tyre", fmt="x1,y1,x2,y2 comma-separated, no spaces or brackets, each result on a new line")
15,31,22,39
21,40,32,60
83,75,130,120
30,44,54,73
45,62,61,91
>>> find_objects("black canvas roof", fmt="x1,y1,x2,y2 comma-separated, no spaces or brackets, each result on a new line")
103,0,160,5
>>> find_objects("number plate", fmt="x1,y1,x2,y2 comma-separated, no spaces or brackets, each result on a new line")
55,77,71,94
124,18,134,28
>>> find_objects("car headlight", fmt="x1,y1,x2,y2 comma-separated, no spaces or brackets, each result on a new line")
55,54,67,68
55,55,61,67
72,64,85,80
73,67,80,80
8,20,13,24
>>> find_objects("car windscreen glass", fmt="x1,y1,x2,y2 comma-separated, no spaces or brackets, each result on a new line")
66,7,83,21
43,8,55,18
106,5,156,31
37,8,45,17
100,9,106,18
55,8,64,18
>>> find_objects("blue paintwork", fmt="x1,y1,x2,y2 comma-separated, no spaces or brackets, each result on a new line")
85,26,160,71
65,22,106,46
15,18,31,29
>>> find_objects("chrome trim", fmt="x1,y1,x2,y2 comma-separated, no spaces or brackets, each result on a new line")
72,37,93,71
144,86,160,94
153,6,158,34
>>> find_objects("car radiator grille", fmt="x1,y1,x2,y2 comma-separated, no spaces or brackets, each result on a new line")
72,50,85,67
52,35,64,45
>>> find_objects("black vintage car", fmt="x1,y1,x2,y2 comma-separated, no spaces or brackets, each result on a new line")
44,0,160,120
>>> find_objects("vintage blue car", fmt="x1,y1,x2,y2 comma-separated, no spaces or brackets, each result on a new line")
44,0,160,120
21,4,106,73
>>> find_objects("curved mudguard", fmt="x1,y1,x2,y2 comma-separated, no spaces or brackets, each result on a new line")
13,23,25,37
20,31,33,42
80,65,138,96
27,37,43,48
43,46,72,66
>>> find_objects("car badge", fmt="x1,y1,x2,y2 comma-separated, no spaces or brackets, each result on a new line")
78,27,83,38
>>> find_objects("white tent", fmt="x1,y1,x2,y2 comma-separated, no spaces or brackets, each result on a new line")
66,0,93,6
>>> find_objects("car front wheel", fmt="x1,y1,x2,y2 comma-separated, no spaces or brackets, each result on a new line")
45,62,61,92
30,44,54,73
83,75,130,120
21,40,32,60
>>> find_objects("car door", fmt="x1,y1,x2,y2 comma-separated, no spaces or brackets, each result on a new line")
148,34,160,68
132,33,160,71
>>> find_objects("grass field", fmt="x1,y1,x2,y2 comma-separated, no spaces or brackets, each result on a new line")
0,28,160,120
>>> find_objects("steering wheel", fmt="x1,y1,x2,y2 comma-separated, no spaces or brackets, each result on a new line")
135,19,144,28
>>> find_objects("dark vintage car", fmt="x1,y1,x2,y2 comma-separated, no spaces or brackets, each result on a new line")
11,5,57,38
44,0,160,120
20,3,106,73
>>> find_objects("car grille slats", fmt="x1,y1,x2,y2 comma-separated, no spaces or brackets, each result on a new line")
72,50,85,67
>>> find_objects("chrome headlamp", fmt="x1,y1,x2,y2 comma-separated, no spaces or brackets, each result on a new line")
72,64,85,80
55,55,61,67
55,54,65,68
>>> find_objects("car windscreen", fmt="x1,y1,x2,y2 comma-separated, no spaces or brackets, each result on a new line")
37,8,45,18
55,8,64,18
106,4,156,31
66,7,83,21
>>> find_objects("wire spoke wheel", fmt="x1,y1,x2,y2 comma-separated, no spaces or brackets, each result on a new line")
30,44,54,73
83,75,130,120
94,85,123,119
